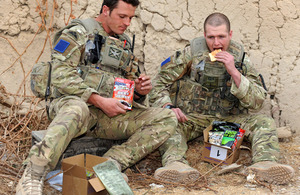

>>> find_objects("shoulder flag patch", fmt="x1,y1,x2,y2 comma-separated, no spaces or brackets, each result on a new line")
54,39,70,53
161,57,171,67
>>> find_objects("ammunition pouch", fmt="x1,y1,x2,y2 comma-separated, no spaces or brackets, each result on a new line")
198,59,227,89
78,65,122,98
78,34,138,98
170,78,245,116
85,35,133,73
100,36,132,71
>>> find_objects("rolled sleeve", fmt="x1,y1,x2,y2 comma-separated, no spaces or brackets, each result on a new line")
230,74,250,99
151,95,172,108
81,88,99,102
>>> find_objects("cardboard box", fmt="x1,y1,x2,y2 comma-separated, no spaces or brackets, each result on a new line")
61,154,108,195
201,125,244,165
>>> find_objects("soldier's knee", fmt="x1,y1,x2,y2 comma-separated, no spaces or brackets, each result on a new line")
143,107,178,130
255,114,276,129
71,101,89,117
162,108,178,120
59,96,90,118
161,109,178,133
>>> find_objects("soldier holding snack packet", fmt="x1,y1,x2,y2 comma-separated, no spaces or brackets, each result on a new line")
150,12,294,185
16,1,178,194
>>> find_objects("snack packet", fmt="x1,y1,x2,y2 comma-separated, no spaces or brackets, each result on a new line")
221,137,236,148
209,131,224,146
113,78,135,110
231,128,246,150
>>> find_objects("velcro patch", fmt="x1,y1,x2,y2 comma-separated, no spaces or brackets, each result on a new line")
109,47,122,60
54,39,70,53
161,57,171,67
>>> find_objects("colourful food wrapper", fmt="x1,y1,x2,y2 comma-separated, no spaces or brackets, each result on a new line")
209,131,224,146
231,128,246,150
221,137,236,148
113,78,135,110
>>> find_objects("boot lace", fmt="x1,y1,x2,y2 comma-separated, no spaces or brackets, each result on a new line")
22,165,46,195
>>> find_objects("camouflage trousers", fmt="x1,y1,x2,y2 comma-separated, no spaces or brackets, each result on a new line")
159,112,280,166
27,96,177,170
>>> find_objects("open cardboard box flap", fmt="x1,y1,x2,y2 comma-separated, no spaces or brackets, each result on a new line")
61,154,108,195
62,154,86,178
88,177,105,193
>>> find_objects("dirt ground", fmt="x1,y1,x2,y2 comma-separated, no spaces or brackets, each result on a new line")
2,134,298,195
131,136,300,195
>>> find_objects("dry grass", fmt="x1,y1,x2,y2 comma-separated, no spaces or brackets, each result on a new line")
0,90,49,194
0,2,76,193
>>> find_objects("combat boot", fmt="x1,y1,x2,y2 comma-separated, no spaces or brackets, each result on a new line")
154,161,201,184
246,161,294,184
16,155,50,195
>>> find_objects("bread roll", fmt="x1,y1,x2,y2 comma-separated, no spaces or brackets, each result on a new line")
209,49,222,62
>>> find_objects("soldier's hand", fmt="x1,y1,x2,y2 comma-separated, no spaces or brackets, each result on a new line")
215,51,241,87
134,74,152,97
88,94,128,117
215,51,235,73
171,107,188,123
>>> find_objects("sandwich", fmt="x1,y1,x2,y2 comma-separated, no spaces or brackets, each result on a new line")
209,49,222,62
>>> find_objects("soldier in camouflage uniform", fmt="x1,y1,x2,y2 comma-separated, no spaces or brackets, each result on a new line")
16,0,178,194
149,13,294,185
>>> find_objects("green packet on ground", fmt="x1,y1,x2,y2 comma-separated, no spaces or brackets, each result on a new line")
93,160,134,195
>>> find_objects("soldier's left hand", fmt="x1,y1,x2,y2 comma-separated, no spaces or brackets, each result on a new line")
134,74,152,96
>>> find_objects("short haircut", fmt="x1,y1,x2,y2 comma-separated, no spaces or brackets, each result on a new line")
100,0,140,14
204,12,231,33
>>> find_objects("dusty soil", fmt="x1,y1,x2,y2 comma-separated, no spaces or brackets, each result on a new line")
129,136,300,195
2,135,298,195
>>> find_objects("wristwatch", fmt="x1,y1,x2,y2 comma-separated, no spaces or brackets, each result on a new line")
134,90,146,98
164,105,175,109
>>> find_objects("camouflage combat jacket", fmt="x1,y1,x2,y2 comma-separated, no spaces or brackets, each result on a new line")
149,37,267,117
49,19,146,107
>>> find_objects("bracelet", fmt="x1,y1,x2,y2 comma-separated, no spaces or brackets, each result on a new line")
164,105,175,109
134,90,146,98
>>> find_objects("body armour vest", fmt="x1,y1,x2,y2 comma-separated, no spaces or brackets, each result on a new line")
53,18,139,98
169,37,247,117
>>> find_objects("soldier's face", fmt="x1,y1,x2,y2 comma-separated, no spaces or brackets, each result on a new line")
204,24,232,52
102,1,136,35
